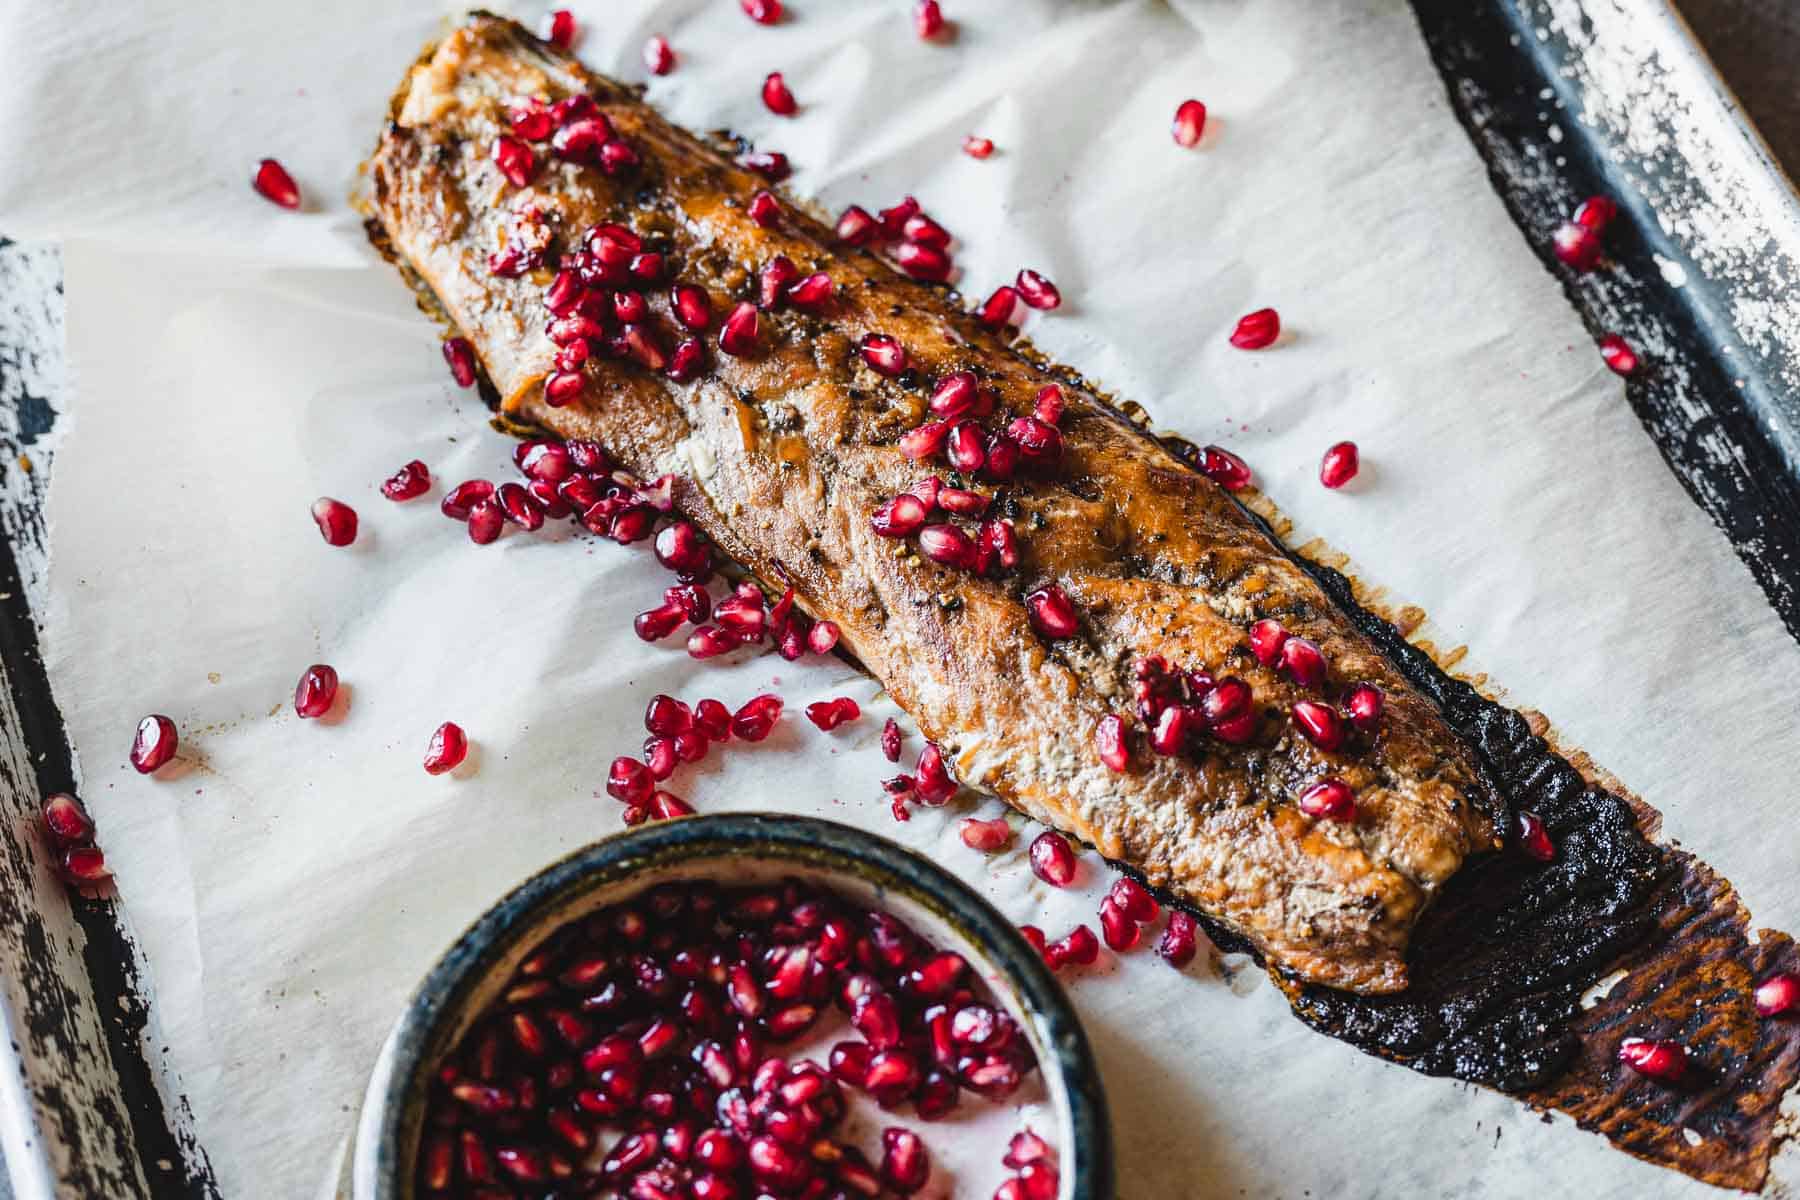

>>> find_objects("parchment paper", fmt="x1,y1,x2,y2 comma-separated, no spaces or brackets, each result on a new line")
7,0,1800,1195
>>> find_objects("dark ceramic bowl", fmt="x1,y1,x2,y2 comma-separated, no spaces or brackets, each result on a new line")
350,813,1113,1199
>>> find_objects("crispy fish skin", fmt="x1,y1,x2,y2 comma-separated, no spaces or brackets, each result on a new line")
366,14,1499,995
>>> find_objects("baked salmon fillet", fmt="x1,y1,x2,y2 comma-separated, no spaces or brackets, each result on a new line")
364,13,1500,996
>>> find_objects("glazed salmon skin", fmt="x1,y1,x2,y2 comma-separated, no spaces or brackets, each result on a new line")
365,13,1500,996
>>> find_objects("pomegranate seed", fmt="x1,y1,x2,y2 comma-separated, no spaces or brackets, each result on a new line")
738,150,791,181
645,694,694,737
441,480,495,521
758,254,797,308
544,371,585,406
980,286,1020,329
492,136,536,187
510,100,553,141
252,157,303,209
1574,194,1618,232
746,190,783,228
1298,778,1356,822
1517,810,1556,862
381,459,431,501
650,790,694,819
1348,684,1384,733
918,523,978,570
1150,705,1190,755
1158,910,1199,967
805,697,861,731
1006,416,1063,465
666,583,712,624
807,621,840,654
1093,714,1130,772
960,816,1012,851
467,499,505,544
1279,636,1327,688
860,333,908,377
903,213,952,249
915,743,957,804
1249,618,1289,665
424,722,469,775
293,664,338,719
836,205,880,245
644,34,676,75
496,482,545,530
671,285,713,331
761,73,797,116
551,115,610,163
741,0,782,24
311,498,357,546
543,9,576,49
927,372,977,418
611,290,648,324
517,440,574,483
1600,334,1640,376
945,421,987,473
881,197,922,238
1032,384,1066,425
41,793,95,846
667,338,705,381
871,493,929,537
1025,585,1079,639
607,757,654,806
1171,99,1207,147
60,846,111,884
719,302,760,356
600,136,641,175
1004,1130,1052,1170
1200,444,1252,490
910,475,943,509
1291,701,1344,751
1199,677,1251,727
786,272,834,310
643,736,679,780
1756,973,1800,1017
1229,308,1281,350
654,522,712,577
1099,899,1141,952
1552,221,1602,271
441,336,478,388
1019,925,1048,958
879,718,903,762
963,135,994,159
1619,1037,1686,1083
979,518,1019,572
914,0,945,38
1109,877,1159,923
1045,924,1098,968
880,1128,930,1194
1319,441,1359,489
1028,831,1077,887
896,241,953,283
1015,270,1062,311
937,487,988,516
731,694,784,741
900,420,951,461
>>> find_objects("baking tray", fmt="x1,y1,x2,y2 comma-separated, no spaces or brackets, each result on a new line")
1,1,1796,1195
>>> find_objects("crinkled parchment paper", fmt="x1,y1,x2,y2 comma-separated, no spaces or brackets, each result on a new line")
5,0,1800,1195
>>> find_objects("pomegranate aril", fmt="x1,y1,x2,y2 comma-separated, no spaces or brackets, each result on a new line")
381,458,431,502
1032,384,1066,425
644,34,676,75
509,99,553,141
41,793,94,846
1291,700,1345,751
608,757,655,806
130,715,178,774
915,0,945,38
1517,810,1556,862
1280,635,1327,688
423,721,468,775
915,742,956,804
979,518,1019,573
731,694,784,741
1574,194,1618,232
918,523,978,570
1171,99,1207,147
1006,416,1063,465
494,482,544,531
1158,910,1199,967
963,134,994,159
759,255,799,310
311,497,357,546
492,135,535,187
805,697,861,731
599,138,641,175
960,816,1012,852
880,1128,930,1194
937,487,988,516
880,717,903,762
786,272,834,310
741,0,782,24
667,337,705,381
440,334,479,387
543,8,576,48
544,370,585,406
645,694,694,737
1099,898,1141,951
693,698,732,742
880,196,922,238
1600,334,1640,376
1552,221,1602,271
654,521,711,577
1028,831,1077,887
643,736,679,780
984,433,1021,481
611,290,648,325
1347,684,1384,734
1109,877,1159,923
836,204,880,245
1320,440,1359,489
1046,924,1099,968
719,302,760,356
1200,444,1252,491
466,498,504,544
1298,778,1355,822
551,116,611,162
60,846,110,885
899,420,951,462
1005,1129,1052,1170
896,241,953,282
980,285,1020,329
636,602,684,641
1229,307,1281,349
1025,585,1079,639
250,157,304,211
1199,677,1251,727
737,150,790,180
903,213,952,249
926,371,976,418
1094,713,1130,772
1756,973,1800,1017
293,664,339,719
946,421,987,473
807,621,839,654
860,333,908,377
762,72,797,116
1619,1037,1686,1083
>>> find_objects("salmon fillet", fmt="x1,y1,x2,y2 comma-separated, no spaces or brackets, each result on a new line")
363,13,1500,995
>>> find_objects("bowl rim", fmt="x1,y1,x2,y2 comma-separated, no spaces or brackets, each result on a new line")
362,811,1115,1199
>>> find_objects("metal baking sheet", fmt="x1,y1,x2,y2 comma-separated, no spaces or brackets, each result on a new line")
0,1,1796,1195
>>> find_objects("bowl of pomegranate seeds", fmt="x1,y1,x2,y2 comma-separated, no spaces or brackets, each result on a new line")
350,813,1112,1199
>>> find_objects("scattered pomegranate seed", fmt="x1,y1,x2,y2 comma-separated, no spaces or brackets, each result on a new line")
252,158,301,209
960,816,1012,852
914,743,957,804
1319,440,1360,489
1552,221,1602,271
130,714,178,774
963,135,994,159
1200,444,1252,490
41,792,95,846
719,302,760,356
1291,701,1344,751
1298,778,1355,822
946,421,987,473
914,0,945,38
61,847,111,885
1019,925,1048,958
441,336,478,387
731,694,784,741
870,493,929,538
1158,911,1199,967
1347,684,1384,734
900,420,952,461
1171,99,1208,148
293,664,339,719
441,479,495,520
423,721,469,775
981,286,1020,329
903,213,952,249
918,523,978,570
741,0,782,23
509,100,553,141
311,498,358,547
1025,585,1079,640
644,34,676,76
1015,270,1061,311
747,191,784,230
805,697,861,731
1229,307,1281,349
896,241,953,283
1099,898,1140,952
738,150,791,180
543,9,576,49
1618,1037,1686,1083
1574,194,1618,232
1092,714,1130,773
492,136,535,187
880,718,902,762
1045,924,1098,968
836,205,880,245
466,499,505,544
881,1128,930,1194
786,273,835,310
543,371,584,406
1279,636,1327,688
762,73,797,116
1031,384,1066,425
860,333,908,377
807,621,840,654
1517,810,1556,862
1028,831,1077,887
1249,618,1289,666
607,757,654,806
1756,973,1800,1017
1599,334,1640,376
381,459,431,501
